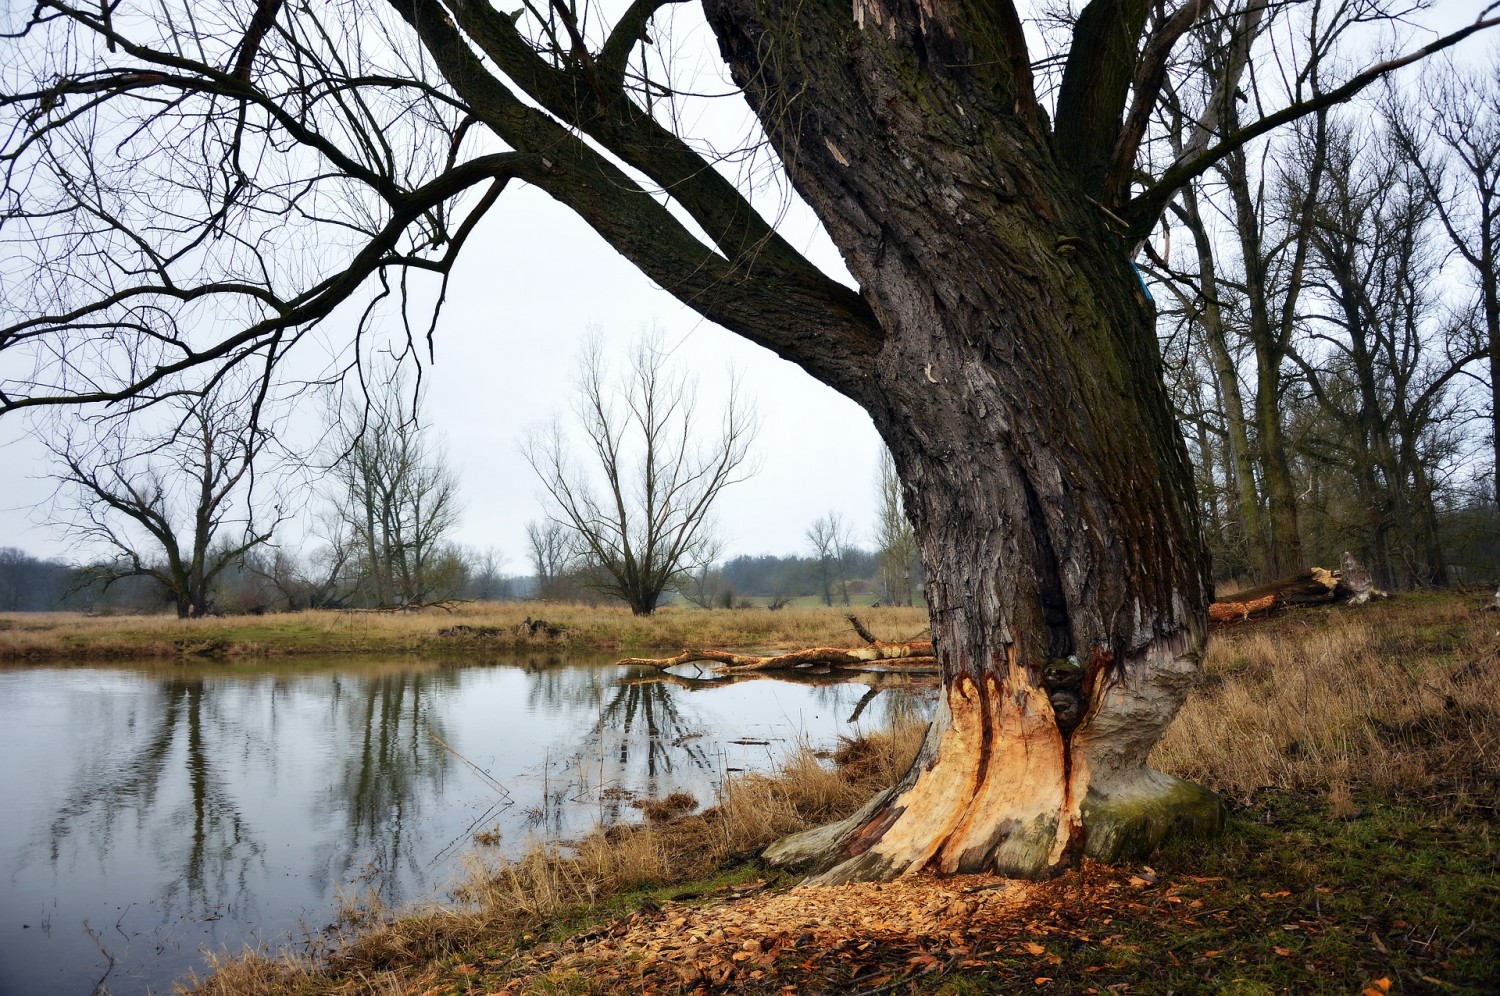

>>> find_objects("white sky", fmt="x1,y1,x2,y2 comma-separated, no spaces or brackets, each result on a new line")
409,182,886,570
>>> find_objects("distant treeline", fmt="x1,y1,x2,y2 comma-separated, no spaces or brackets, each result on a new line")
0,543,925,614
12,516,1493,617
721,550,876,597
0,548,75,611
0,545,516,614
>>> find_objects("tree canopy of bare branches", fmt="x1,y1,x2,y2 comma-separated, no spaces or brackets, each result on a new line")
3,0,1496,881
874,448,918,607
47,386,283,616
525,333,757,616
324,369,464,606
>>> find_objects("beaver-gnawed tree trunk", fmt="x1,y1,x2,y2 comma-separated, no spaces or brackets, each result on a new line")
705,0,1220,880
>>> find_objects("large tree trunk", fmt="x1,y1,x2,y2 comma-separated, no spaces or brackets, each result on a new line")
707,0,1220,881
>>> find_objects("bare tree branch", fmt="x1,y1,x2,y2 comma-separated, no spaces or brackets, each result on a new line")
1129,13,1500,233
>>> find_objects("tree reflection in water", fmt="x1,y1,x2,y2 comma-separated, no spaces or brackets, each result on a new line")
45,678,263,923
520,655,936,832
317,668,459,901
10,656,937,996
515,657,722,830
39,667,468,922
593,678,711,821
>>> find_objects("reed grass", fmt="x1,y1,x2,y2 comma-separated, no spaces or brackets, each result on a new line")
1154,594,1498,812
180,722,926,995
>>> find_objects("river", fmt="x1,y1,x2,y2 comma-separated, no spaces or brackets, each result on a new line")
0,654,927,995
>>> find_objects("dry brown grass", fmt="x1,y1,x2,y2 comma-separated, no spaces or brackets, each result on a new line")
1154,595,1499,812
444,721,923,934
0,602,932,662
180,720,926,995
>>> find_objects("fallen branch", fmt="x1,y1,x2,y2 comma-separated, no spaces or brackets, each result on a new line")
618,616,937,675
616,645,939,673
1208,561,1388,626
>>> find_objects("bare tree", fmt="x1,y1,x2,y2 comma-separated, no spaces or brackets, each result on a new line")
1290,116,1481,588
464,546,510,601
806,511,854,607
304,515,359,608
47,390,283,617
1388,58,1500,508
525,519,577,601
3,0,1494,879
325,373,464,607
677,554,730,611
525,334,757,616
874,450,919,606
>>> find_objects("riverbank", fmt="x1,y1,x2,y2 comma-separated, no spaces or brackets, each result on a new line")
186,593,1499,995
0,603,932,662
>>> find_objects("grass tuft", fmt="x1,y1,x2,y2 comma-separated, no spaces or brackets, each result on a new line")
184,721,924,994
1154,595,1499,814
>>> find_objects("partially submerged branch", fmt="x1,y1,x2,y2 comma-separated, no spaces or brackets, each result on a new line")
617,616,937,675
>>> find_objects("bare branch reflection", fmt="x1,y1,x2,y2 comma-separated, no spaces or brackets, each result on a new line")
316,669,460,900
45,678,263,921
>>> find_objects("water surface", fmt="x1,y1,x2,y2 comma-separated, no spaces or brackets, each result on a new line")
0,654,926,995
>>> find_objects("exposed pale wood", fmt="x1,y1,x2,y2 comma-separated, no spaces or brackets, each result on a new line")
1207,594,1276,624
807,652,1070,883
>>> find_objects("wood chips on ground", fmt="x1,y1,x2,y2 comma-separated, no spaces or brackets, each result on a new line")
422,859,1421,996
489,873,1051,994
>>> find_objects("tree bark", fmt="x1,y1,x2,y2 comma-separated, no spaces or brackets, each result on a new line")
705,0,1220,881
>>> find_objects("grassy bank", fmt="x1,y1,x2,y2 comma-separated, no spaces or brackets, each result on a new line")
188,594,1498,995
0,603,933,663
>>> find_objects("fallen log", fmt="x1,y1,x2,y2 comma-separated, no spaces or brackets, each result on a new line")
636,570,1364,668
1207,593,1278,625
1221,566,1341,607
617,616,938,675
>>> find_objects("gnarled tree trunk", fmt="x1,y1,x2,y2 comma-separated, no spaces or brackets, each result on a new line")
705,0,1220,882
